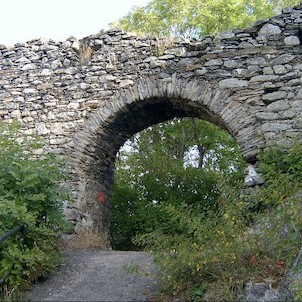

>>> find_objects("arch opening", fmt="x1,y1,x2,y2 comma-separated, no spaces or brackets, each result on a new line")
110,116,245,250
101,96,230,159
72,78,259,236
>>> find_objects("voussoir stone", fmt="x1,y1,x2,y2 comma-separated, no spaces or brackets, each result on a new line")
218,78,249,88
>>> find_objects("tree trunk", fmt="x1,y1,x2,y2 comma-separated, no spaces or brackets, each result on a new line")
191,118,207,168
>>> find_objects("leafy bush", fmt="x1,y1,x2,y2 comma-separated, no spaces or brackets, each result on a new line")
111,114,302,300
133,181,255,300
257,143,302,208
0,122,71,295
131,143,302,301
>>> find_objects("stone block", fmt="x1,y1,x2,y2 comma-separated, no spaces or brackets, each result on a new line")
261,122,292,133
204,58,223,66
270,54,296,65
250,75,279,82
36,123,50,135
267,100,290,112
256,112,279,120
262,91,287,102
273,65,287,74
258,23,281,37
219,78,249,89
284,35,300,45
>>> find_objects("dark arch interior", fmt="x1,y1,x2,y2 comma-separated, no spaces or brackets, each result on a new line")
99,97,232,162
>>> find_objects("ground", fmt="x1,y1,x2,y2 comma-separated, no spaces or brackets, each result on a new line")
26,250,157,302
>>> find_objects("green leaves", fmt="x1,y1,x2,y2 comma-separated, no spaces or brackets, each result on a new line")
113,133,302,300
111,118,244,249
256,143,302,209
132,141,302,299
113,0,301,38
0,122,71,294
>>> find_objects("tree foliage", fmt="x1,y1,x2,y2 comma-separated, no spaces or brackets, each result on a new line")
112,0,301,37
111,118,245,250
110,0,302,250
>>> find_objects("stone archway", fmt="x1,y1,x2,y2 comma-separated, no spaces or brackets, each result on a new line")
1,5,302,234
72,75,262,234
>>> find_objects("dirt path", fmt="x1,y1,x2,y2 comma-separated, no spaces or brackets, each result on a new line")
26,251,157,302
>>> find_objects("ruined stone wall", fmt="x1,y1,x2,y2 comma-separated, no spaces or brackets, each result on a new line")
1,4,302,230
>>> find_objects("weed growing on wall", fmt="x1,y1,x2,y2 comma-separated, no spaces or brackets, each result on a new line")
0,122,72,297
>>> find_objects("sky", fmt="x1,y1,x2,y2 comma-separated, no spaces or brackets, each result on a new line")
0,0,150,46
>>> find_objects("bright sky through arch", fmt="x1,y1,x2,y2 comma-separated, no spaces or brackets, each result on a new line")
0,0,149,46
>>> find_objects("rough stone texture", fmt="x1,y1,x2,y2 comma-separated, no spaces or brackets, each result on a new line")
240,280,281,301
280,241,302,301
244,165,265,186
258,23,282,37
1,5,302,233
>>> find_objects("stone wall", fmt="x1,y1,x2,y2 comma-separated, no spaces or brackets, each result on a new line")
1,4,302,232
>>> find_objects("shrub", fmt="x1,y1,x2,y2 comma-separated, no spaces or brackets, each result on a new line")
0,122,71,296
257,143,302,208
133,143,302,301
133,182,255,300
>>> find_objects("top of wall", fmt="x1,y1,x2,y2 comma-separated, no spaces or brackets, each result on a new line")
1,3,302,53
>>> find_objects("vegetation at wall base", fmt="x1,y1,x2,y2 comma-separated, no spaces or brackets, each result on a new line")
0,122,72,299
117,143,302,301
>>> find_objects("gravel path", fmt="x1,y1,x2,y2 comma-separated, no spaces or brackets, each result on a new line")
26,251,157,302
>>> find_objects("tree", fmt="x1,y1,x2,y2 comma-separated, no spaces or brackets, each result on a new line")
111,118,244,249
112,0,301,37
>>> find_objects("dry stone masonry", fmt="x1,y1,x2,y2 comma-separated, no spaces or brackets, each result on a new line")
1,5,302,233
